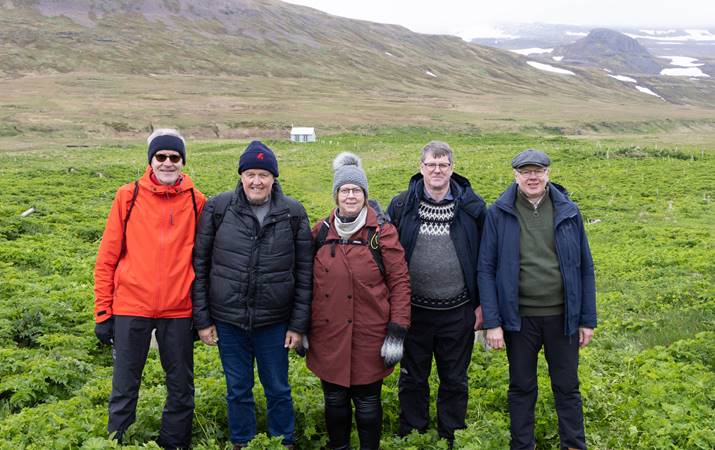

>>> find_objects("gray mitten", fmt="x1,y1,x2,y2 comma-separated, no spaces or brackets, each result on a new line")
380,323,408,368
296,334,309,357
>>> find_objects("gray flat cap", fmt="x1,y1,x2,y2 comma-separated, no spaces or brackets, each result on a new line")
511,149,551,168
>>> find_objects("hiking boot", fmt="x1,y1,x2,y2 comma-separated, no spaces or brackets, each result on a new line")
233,444,247,450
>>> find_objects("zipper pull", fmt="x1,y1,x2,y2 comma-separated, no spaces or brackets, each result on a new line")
170,210,174,225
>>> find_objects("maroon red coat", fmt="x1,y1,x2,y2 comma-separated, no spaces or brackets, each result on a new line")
307,207,411,387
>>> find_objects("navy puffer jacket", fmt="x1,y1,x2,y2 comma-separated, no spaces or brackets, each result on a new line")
477,182,596,336
192,181,313,333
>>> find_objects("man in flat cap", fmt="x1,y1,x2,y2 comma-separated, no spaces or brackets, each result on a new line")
477,149,596,450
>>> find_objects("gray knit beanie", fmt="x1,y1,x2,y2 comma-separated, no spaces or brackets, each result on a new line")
332,152,368,198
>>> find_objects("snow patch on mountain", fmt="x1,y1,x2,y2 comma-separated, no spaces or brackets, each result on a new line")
527,61,575,75
511,48,553,56
661,67,710,77
609,75,637,83
635,85,662,98
657,56,703,67
627,29,715,42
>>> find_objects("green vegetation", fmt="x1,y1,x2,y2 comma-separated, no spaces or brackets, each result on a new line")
0,131,713,449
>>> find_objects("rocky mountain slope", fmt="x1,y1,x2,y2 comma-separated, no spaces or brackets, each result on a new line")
554,29,663,74
0,1,714,141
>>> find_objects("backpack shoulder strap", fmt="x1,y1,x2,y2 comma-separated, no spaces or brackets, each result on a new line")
211,191,235,230
316,207,387,277
366,224,385,277
313,218,331,256
391,190,408,228
120,181,140,258
189,188,198,222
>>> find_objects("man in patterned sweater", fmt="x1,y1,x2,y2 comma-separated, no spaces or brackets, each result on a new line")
387,141,487,446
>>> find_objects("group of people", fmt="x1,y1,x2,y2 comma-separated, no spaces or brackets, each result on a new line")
93,129,597,450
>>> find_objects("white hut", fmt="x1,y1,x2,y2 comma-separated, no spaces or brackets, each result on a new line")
290,127,316,143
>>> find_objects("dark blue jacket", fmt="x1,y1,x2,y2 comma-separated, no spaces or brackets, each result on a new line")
387,172,486,308
477,182,596,336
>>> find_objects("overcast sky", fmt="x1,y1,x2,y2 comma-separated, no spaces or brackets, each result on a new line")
283,1,715,39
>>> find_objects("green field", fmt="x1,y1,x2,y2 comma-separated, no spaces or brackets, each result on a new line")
0,131,713,449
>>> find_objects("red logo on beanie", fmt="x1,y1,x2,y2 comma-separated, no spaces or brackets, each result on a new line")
257,153,265,160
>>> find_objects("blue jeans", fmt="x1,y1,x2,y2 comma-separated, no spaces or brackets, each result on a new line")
215,321,295,445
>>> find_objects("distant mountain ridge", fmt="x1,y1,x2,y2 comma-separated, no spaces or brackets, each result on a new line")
1,0,714,141
0,0,662,92
471,23,715,58
555,28,663,74
2,0,515,86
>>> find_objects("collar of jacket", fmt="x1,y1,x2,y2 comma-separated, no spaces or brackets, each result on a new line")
138,166,195,195
234,179,290,216
406,171,485,219
495,182,578,224
324,205,379,241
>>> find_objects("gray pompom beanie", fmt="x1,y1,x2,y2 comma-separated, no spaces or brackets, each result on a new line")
332,152,368,198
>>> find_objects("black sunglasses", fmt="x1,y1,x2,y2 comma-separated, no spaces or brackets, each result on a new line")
154,154,182,163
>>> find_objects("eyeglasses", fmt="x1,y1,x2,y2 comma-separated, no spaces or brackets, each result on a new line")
517,168,547,177
422,162,451,171
154,153,182,163
338,187,364,196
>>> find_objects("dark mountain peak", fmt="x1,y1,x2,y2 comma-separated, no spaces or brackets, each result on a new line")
580,28,648,54
555,28,662,74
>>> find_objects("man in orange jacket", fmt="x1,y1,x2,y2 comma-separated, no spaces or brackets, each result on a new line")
93,128,206,449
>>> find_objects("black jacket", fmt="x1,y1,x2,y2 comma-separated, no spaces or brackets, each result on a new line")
192,181,313,333
387,172,486,308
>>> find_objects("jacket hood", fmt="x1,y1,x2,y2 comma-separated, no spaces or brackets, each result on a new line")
138,166,196,194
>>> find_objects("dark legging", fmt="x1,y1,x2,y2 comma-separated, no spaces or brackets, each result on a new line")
321,379,383,450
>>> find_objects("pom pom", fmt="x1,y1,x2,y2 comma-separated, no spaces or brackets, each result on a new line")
332,152,362,171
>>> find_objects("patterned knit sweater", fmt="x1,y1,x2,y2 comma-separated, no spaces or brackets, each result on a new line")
408,198,469,309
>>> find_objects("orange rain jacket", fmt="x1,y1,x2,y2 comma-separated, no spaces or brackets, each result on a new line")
94,167,206,323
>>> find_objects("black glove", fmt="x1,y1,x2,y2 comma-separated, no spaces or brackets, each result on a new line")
95,316,115,346
380,323,408,368
295,335,309,358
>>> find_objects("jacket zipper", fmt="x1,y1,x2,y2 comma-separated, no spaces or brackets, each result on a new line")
156,191,171,317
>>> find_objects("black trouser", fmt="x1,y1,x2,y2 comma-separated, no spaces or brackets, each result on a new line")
398,303,475,441
108,316,195,449
505,315,586,450
322,380,383,450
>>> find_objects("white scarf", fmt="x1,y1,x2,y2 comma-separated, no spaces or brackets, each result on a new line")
334,207,368,240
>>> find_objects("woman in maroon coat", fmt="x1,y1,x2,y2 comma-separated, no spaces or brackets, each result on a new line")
305,152,411,450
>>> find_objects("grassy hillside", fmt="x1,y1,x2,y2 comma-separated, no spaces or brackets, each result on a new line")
0,131,712,449
1,0,715,146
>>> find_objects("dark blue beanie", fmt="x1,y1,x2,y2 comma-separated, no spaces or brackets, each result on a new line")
238,140,279,177
148,134,186,164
